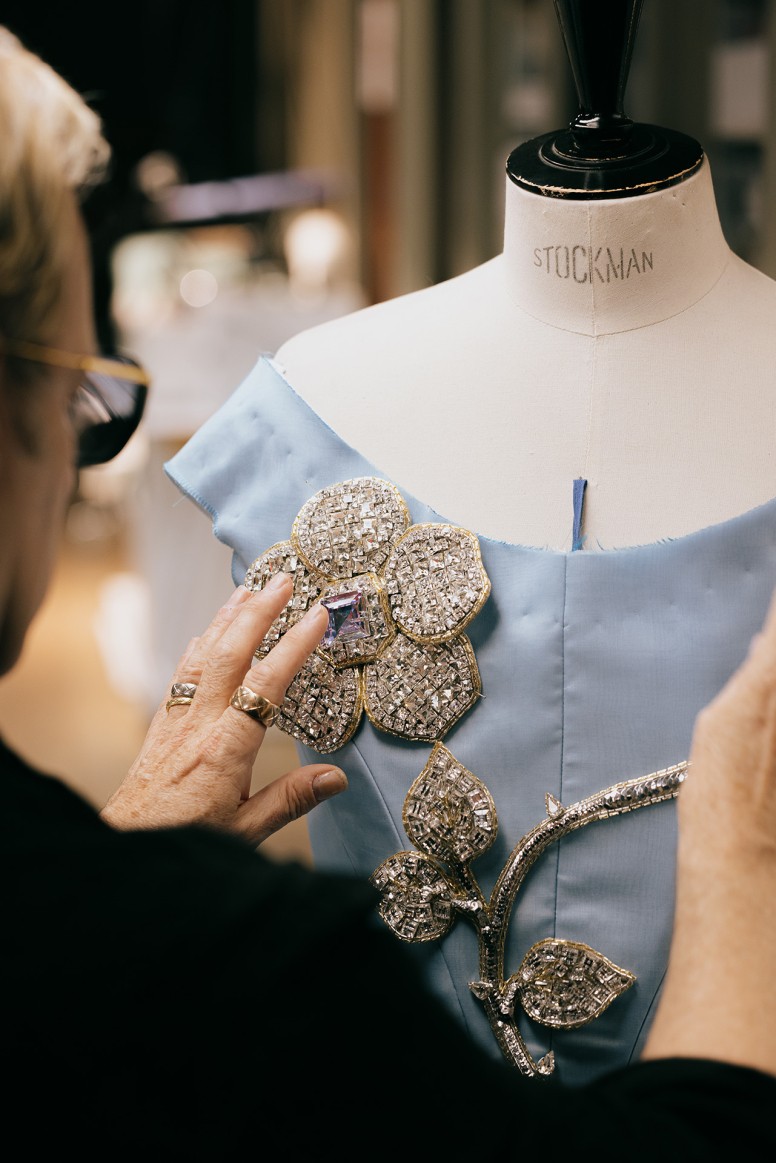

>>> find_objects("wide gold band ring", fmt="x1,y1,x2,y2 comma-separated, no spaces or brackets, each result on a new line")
229,685,280,728
166,696,195,712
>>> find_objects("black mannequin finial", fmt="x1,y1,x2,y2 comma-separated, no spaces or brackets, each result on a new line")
557,0,640,154
507,0,703,199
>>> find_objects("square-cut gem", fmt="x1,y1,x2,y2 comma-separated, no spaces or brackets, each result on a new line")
322,589,369,646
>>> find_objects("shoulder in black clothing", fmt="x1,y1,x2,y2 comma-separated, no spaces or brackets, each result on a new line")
3,737,776,1157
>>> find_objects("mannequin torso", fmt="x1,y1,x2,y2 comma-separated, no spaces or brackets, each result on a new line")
275,159,776,550
164,7,776,1079
166,156,776,1084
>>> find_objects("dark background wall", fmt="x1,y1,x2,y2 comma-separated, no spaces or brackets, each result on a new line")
3,1,262,181
2,0,267,346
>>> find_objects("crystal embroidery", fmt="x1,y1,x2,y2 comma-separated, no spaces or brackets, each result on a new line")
293,477,410,578
363,634,481,741
253,642,364,753
371,743,689,1079
244,477,491,752
516,939,635,1029
244,542,323,647
384,523,493,641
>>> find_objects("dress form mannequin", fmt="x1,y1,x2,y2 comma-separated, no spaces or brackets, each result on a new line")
274,0,776,551
165,2,776,1082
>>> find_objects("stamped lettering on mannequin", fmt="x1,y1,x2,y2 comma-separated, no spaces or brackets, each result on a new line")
533,245,654,283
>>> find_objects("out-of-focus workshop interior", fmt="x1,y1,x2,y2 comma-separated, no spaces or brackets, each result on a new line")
1,0,774,863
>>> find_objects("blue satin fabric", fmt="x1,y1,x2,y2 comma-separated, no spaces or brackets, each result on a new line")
166,354,776,1085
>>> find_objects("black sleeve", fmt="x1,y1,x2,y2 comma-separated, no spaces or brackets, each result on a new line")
10,803,776,1159
108,840,776,1159
578,1057,776,1159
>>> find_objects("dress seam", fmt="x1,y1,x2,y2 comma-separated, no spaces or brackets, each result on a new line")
628,967,668,1063
549,554,569,1061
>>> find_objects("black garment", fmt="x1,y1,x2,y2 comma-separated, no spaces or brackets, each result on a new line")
2,736,774,1159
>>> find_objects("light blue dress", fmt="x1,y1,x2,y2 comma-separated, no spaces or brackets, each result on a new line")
166,354,776,1085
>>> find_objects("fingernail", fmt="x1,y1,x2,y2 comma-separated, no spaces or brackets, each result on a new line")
266,571,292,591
313,768,348,802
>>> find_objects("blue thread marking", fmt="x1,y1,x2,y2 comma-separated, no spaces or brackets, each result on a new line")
572,478,588,551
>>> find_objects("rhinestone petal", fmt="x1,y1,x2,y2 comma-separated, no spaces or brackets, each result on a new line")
270,649,364,754
363,632,481,741
384,523,492,642
292,477,411,579
244,541,323,648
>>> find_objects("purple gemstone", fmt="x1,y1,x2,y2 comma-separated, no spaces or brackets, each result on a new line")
322,589,369,646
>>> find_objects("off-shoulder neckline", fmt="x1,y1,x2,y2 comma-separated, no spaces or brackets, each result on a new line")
263,354,776,562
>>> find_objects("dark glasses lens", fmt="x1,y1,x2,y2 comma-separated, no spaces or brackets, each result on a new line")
74,357,149,469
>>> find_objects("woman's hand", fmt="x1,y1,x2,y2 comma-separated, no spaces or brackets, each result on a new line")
100,575,346,847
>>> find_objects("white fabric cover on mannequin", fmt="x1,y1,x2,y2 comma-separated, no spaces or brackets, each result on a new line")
275,160,776,550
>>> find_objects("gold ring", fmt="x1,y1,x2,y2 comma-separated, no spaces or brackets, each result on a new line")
170,681,198,699
229,685,280,728
166,696,195,712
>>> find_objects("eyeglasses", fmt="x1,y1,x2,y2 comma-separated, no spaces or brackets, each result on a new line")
0,337,150,468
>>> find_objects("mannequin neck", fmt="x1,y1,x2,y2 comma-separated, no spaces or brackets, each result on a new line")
500,158,731,336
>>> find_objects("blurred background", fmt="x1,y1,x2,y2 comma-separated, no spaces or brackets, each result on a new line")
0,0,774,863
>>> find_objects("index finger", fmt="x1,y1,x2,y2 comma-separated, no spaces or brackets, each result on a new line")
224,601,329,731
189,573,297,709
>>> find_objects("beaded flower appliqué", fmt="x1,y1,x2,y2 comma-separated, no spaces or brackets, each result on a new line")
371,743,689,1079
244,476,491,753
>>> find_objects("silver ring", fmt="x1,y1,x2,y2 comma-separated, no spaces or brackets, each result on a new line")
229,685,280,728
171,681,198,700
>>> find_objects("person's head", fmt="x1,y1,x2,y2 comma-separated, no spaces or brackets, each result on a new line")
0,27,148,674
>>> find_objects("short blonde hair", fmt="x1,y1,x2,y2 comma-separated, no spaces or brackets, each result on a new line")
0,27,110,348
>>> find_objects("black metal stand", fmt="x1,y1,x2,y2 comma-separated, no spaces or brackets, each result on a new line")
507,0,703,199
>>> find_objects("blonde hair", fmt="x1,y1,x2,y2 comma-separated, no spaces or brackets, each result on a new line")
0,27,110,349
